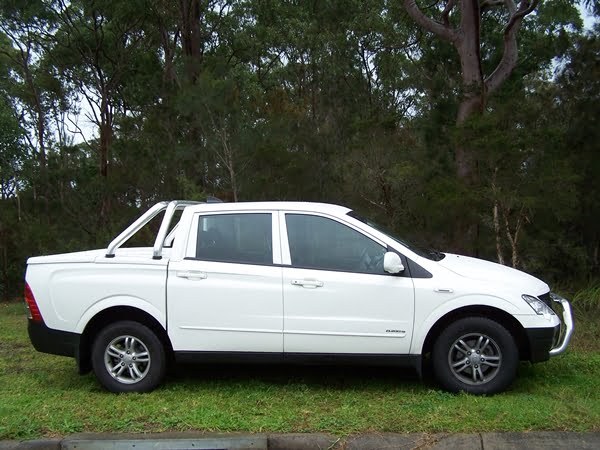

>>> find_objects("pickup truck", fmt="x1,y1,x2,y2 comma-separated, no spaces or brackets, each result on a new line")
24,200,573,394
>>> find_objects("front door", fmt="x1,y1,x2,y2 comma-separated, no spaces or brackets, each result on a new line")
167,211,283,353
280,212,415,355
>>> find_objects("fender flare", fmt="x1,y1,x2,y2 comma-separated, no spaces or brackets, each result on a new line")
75,295,166,334
410,294,523,354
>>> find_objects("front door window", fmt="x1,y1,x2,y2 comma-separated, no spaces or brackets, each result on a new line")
285,214,386,274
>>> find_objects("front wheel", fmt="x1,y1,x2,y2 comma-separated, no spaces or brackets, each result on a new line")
92,321,166,393
432,317,518,395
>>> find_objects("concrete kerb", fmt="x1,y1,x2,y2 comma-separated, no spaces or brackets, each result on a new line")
2,432,600,450
12,441,61,450
481,432,600,450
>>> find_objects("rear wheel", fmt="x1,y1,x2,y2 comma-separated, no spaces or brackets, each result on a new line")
432,317,518,395
92,321,166,393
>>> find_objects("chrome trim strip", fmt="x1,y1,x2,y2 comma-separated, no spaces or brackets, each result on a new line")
284,330,407,338
179,326,281,334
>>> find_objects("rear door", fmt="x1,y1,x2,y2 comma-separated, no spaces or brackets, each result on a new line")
280,212,415,355
167,211,283,353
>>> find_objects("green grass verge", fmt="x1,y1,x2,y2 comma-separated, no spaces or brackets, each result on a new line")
1,302,599,439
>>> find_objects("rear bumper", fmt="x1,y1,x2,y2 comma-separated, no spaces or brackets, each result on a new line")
28,320,80,358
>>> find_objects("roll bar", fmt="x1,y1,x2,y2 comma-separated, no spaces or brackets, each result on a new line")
151,200,199,259
105,200,201,258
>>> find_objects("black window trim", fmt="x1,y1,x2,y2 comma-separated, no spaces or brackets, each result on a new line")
183,256,279,268
182,209,432,278
183,246,431,278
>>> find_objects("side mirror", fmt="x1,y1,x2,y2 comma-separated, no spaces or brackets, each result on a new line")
383,252,404,274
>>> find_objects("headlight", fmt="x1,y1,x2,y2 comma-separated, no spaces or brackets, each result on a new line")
522,294,555,315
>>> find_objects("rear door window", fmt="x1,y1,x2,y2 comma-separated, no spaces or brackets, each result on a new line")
195,213,273,265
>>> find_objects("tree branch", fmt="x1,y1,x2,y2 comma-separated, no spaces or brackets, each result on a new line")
66,115,93,150
484,0,538,94
505,0,539,34
441,0,456,27
504,0,518,15
403,0,457,42
480,0,505,12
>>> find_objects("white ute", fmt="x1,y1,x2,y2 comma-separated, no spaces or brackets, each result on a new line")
24,200,573,394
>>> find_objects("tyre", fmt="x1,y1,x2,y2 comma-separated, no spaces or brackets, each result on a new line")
91,320,166,393
432,317,518,395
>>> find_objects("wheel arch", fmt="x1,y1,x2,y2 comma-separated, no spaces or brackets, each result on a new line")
77,306,173,374
420,305,531,361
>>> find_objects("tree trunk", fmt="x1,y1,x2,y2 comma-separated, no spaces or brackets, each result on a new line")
455,94,484,179
455,0,485,180
179,0,203,83
1,242,8,303
491,168,504,264
493,201,504,264
21,56,50,219
99,96,113,220
219,128,239,202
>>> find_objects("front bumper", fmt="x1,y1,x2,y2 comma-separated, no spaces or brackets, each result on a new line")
525,325,560,362
524,294,573,362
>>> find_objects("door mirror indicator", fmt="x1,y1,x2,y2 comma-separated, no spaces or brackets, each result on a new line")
383,252,404,274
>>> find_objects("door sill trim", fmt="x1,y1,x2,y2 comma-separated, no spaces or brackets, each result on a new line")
174,351,421,369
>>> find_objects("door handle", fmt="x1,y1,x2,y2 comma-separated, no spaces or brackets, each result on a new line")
434,287,453,293
291,279,324,288
176,271,207,280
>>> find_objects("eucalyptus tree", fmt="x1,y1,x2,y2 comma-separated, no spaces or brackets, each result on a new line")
45,0,154,218
555,26,600,274
402,0,543,179
0,0,65,211
401,0,582,254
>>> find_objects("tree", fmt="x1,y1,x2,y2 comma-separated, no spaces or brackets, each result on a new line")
555,26,600,274
0,0,63,215
401,0,582,254
0,0,597,299
0,94,27,301
49,0,151,218
402,0,542,179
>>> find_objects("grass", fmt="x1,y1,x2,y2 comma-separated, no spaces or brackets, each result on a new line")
570,281,600,312
1,302,599,439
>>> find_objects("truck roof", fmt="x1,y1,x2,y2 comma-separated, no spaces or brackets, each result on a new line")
105,200,353,259
186,201,352,215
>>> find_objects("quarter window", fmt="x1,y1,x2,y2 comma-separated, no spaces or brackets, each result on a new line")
195,213,272,264
285,214,386,274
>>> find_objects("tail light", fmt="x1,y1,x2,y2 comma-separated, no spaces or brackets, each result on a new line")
24,282,43,323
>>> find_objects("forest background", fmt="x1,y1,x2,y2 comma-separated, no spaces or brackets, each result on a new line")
0,0,598,302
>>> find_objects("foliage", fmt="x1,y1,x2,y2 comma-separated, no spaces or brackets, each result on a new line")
0,1,598,299
571,281,600,312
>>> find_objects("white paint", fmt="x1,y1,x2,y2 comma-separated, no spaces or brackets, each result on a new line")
26,200,563,359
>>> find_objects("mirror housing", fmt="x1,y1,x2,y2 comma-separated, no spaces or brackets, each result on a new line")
383,252,404,274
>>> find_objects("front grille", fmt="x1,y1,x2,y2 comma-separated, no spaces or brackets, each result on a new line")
552,324,561,348
538,292,552,308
